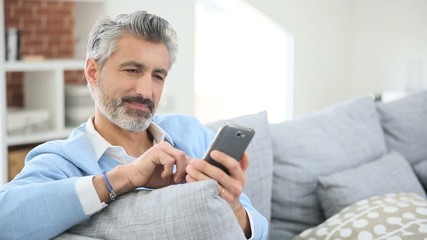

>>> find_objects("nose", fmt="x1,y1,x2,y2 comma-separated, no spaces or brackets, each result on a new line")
135,73,153,99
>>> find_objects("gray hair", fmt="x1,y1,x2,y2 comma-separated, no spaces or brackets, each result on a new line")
86,10,178,69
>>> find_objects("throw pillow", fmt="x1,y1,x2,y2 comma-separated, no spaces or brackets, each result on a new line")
269,96,387,239
376,90,427,165
54,233,100,240
205,111,273,224
58,180,246,240
317,151,427,218
294,192,427,240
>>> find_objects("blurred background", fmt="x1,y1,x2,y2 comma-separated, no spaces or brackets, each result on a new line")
1,0,427,184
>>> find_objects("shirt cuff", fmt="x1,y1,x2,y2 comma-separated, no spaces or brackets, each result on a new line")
75,176,107,216
245,207,255,240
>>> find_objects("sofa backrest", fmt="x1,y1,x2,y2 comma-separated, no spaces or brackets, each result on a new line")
376,90,427,192
268,96,387,239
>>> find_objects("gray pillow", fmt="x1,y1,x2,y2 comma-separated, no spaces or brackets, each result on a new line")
317,151,427,218
205,111,273,225
54,233,100,240
269,97,387,239
60,180,246,240
414,160,427,191
376,90,427,165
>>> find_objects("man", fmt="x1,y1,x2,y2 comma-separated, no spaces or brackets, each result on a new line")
0,11,268,239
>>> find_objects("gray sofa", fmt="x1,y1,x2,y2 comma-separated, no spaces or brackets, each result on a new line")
57,90,427,240
208,90,427,239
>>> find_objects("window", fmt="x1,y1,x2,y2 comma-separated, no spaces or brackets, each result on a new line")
194,0,294,123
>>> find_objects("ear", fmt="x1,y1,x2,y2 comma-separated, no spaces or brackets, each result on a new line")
85,58,99,87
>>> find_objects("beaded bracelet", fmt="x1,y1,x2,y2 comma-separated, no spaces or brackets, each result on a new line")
102,171,117,202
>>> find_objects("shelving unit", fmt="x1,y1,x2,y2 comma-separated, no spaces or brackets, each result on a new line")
0,0,106,185
5,59,85,146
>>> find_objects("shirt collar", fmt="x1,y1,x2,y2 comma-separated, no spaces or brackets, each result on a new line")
85,115,174,161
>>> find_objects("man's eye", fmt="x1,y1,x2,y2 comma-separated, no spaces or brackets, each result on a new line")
154,75,165,81
126,69,139,74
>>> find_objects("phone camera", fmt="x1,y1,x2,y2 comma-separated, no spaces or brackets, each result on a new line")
236,131,245,138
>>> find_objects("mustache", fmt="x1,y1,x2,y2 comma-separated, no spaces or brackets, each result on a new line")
121,96,155,111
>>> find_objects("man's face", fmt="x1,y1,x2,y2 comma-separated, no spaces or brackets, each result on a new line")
94,35,170,132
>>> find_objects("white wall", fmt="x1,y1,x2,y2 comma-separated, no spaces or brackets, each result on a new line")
245,0,427,116
350,0,427,95
244,0,353,116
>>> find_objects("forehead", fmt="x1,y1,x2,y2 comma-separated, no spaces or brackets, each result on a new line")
110,35,170,69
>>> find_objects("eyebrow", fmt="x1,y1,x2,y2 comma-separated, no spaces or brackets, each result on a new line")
119,61,144,69
119,61,168,76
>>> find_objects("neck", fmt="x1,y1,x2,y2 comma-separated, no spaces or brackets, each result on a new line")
93,112,153,157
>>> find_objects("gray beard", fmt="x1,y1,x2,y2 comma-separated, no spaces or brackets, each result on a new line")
96,83,154,133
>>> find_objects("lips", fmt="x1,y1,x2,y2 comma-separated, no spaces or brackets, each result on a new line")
122,96,154,112
127,101,150,111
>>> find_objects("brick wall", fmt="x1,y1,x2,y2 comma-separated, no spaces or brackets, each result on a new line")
5,0,85,107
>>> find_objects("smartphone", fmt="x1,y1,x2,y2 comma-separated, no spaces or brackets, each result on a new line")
203,123,255,175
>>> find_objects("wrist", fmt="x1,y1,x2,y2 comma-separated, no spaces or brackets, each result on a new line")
102,171,117,202
234,203,251,238
106,165,135,196
93,165,135,203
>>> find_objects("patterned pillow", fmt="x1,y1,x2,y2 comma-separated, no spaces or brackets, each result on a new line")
294,193,427,240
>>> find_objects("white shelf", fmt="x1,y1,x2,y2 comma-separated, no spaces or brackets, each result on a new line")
4,59,85,72
7,128,74,146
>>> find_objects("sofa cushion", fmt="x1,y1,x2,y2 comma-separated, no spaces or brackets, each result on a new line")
376,90,427,192
269,96,387,239
205,111,273,225
59,180,245,240
294,192,427,240
317,151,426,218
376,90,427,165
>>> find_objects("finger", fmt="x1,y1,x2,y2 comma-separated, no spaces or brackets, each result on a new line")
209,151,246,197
179,173,188,183
154,142,188,180
218,185,235,203
156,142,187,161
217,185,226,196
160,156,175,179
239,152,250,172
186,160,212,181
185,156,192,165
185,174,196,183
154,149,181,179
210,150,242,176
180,156,192,182
173,155,189,183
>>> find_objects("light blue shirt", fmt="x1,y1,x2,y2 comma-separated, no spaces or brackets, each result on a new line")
0,114,268,240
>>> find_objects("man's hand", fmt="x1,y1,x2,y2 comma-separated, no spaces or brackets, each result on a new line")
93,141,189,203
126,141,189,189
185,150,251,238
